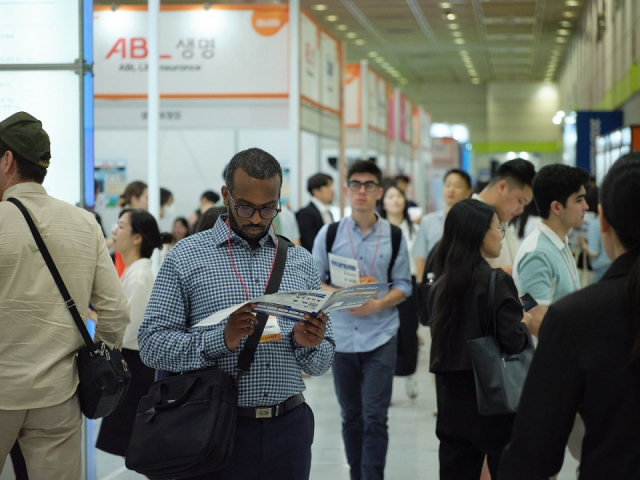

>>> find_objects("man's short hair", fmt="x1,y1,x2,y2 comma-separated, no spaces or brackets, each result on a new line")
0,139,47,184
394,174,410,184
533,164,590,219
201,190,220,204
490,159,536,190
307,173,333,195
225,148,282,192
347,160,382,185
443,168,472,190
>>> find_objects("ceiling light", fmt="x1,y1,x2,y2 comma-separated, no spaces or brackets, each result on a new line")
471,78,480,84
454,38,466,44
556,37,567,43
440,2,452,8
447,23,459,30
355,39,365,45
553,49,561,55
452,31,463,37
382,62,389,68
391,72,400,77
336,24,348,31
326,15,338,22
375,57,384,63
312,4,328,11
560,21,572,27
565,0,580,6
346,32,357,39
368,51,378,58
446,12,456,20
469,70,477,76
558,29,570,35
563,11,576,17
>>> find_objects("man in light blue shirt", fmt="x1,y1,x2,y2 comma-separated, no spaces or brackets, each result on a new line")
312,160,412,480
412,169,472,281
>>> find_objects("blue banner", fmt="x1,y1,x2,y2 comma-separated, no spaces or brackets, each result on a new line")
576,111,623,174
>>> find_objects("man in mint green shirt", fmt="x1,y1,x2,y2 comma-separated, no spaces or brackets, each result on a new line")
513,164,589,336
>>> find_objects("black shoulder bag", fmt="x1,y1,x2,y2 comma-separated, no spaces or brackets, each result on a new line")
125,236,291,479
467,269,535,415
7,198,131,420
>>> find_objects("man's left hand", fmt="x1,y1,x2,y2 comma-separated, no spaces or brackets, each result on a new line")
349,298,382,317
293,311,328,348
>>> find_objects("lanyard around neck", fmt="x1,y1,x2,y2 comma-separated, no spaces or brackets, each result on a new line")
227,221,279,301
346,217,383,278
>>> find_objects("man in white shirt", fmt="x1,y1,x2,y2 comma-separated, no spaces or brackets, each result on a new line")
297,173,335,252
473,159,536,274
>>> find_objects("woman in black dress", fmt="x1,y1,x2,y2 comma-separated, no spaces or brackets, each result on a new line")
427,199,532,479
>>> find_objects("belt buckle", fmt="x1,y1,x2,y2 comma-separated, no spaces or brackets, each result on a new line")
255,407,272,419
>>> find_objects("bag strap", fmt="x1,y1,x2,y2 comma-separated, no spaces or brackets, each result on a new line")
235,235,290,375
324,221,340,284
7,198,98,352
387,224,402,283
485,268,498,337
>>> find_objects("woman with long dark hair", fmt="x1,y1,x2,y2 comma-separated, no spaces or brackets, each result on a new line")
96,209,172,458
499,154,640,479
427,199,532,479
379,182,420,398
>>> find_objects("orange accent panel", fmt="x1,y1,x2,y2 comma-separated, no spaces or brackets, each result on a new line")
301,95,341,116
368,125,387,135
95,93,289,100
94,5,147,11
632,127,640,151
95,4,289,12
346,63,360,85
346,123,361,129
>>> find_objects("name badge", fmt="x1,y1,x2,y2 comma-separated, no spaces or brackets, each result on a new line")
359,276,376,284
259,316,282,343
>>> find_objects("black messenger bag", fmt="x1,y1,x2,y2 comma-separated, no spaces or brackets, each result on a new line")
125,236,290,479
7,198,131,419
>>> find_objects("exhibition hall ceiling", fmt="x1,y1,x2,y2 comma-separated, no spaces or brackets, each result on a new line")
98,0,587,87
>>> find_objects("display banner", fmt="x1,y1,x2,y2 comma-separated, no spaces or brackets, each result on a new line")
93,6,289,97
575,111,623,174
368,69,377,129
0,71,81,206
0,0,79,64
345,64,360,127
320,31,340,113
300,12,320,105
376,74,388,132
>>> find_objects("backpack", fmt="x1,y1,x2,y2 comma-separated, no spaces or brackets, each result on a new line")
325,220,402,284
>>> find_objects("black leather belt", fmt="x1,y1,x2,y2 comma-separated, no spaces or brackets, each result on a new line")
237,393,305,419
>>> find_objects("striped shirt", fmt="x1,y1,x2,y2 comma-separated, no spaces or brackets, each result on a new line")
138,215,335,407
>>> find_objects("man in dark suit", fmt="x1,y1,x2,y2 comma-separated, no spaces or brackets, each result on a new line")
296,173,334,252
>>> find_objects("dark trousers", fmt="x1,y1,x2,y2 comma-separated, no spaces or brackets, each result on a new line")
187,402,314,480
435,371,515,480
395,276,419,376
10,441,28,480
332,336,397,480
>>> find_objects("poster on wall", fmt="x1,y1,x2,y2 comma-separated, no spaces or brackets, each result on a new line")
320,31,340,113
345,64,360,127
300,12,320,105
376,75,387,132
0,0,79,64
94,159,127,208
93,6,289,97
0,71,81,206
367,68,377,129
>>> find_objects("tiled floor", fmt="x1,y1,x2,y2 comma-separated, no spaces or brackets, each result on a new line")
2,330,579,480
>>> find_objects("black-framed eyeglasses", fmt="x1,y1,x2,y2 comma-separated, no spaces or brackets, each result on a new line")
347,180,380,192
228,194,281,219
497,225,506,239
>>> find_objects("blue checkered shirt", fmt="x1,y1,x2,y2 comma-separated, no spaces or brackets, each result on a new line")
138,215,336,407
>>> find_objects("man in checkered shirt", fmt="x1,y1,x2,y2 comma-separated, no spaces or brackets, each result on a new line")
138,148,336,480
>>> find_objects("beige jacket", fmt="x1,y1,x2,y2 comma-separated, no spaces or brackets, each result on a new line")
0,183,129,409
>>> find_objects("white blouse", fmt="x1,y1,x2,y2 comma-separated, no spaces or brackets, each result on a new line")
120,258,154,351
399,219,420,277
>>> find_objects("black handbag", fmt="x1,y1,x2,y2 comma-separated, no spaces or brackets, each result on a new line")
7,198,131,420
125,236,290,479
467,269,535,416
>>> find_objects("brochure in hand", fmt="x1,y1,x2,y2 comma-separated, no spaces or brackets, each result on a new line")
194,283,389,327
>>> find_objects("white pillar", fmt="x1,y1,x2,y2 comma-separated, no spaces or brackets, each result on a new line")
360,60,369,160
147,0,160,271
288,0,300,210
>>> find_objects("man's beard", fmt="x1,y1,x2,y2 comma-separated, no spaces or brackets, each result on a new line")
227,208,272,244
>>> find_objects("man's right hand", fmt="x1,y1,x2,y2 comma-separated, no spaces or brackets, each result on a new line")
224,303,258,350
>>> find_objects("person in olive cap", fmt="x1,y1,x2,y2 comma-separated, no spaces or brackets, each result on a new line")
0,112,130,479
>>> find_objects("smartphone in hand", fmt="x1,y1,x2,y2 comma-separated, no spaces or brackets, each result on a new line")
520,293,538,312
